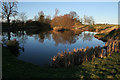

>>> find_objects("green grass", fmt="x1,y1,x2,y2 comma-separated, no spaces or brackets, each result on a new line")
91,24,117,29
94,33,107,42
94,28,120,41
105,28,120,40
95,33,106,37
3,47,120,79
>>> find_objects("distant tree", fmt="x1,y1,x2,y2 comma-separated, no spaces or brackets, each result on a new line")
11,19,21,24
60,14,74,28
84,15,95,25
54,8,59,17
51,14,74,29
51,11,82,28
87,16,94,25
19,12,27,23
89,16,95,25
38,11,44,17
38,11,44,22
74,16,82,26
84,15,87,25
45,15,51,24
15,19,22,23
69,11,77,19
34,15,38,21
1,1,18,25
80,18,83,24
26,19,32,24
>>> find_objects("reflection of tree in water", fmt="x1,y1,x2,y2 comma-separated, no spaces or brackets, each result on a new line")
26,30,51,43
3,31,28,52
38,33,45,43
82,32,94,42
0,35,2,44
45,32,51,40
2,32,8,44
52,31,78,45
2,31,28,57
38,32,51,43
16,31,28,51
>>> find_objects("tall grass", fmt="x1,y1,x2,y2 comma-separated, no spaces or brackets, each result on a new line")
52,39,120,68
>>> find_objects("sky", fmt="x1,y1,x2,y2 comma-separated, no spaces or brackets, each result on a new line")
17,2,118,24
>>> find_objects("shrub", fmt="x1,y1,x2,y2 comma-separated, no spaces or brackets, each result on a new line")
7,39,20,56
7,39,19,47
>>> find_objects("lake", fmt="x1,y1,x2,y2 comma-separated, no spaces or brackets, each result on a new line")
2,30,105,66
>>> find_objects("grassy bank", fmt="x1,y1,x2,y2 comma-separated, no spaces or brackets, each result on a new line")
94,28,120,41
72,24,118,33
3,47,120,79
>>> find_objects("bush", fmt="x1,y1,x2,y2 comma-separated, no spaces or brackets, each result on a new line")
7,39,20,56
7,39,19,47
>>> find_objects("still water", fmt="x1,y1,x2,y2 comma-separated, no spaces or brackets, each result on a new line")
2,30,105,66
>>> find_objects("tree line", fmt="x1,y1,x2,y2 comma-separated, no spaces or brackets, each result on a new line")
1,1,95,30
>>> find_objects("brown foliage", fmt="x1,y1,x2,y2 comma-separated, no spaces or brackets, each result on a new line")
51,14,75,29
52,39,120,68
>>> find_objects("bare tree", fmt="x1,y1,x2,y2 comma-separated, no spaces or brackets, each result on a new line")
38,11,44,22
87,16,94,25
1,1,18,25
38,11,44,17
83,15,95,25
54,8,59,17
80,18,83,24
34,15,38,21
19,12,27,22
84,15,87,25
45,15,51,23
89,16,94,25
69,11,77,19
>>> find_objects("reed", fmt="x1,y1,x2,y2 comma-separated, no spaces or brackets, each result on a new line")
52,39,120,67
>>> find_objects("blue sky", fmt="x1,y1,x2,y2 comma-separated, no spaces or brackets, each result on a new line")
18,2,118,24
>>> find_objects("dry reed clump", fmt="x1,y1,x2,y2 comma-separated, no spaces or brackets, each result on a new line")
6,39,20,56
52,40,120,67
7,39,19,47
105,39,120,56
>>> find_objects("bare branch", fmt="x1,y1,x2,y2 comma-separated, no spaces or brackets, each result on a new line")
2,1,18,23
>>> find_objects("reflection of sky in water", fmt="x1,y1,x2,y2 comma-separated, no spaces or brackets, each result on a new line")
0,35,2,44
2,31,105,66
0,32,3,44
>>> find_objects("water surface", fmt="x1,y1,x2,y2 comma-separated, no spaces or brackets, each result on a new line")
2,30,105,66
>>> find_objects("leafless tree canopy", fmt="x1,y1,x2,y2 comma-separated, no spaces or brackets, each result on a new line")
38,11,44,17
19,12,27,22
54,8,59,17
45,15,51,23
38,11,44,22
34,15,38,21
2,1,18,24
69,11,77,19
84,15,95,25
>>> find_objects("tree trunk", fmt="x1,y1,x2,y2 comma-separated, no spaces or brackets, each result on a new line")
7,32,11,40
7,16,10,26
7,16,10,40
